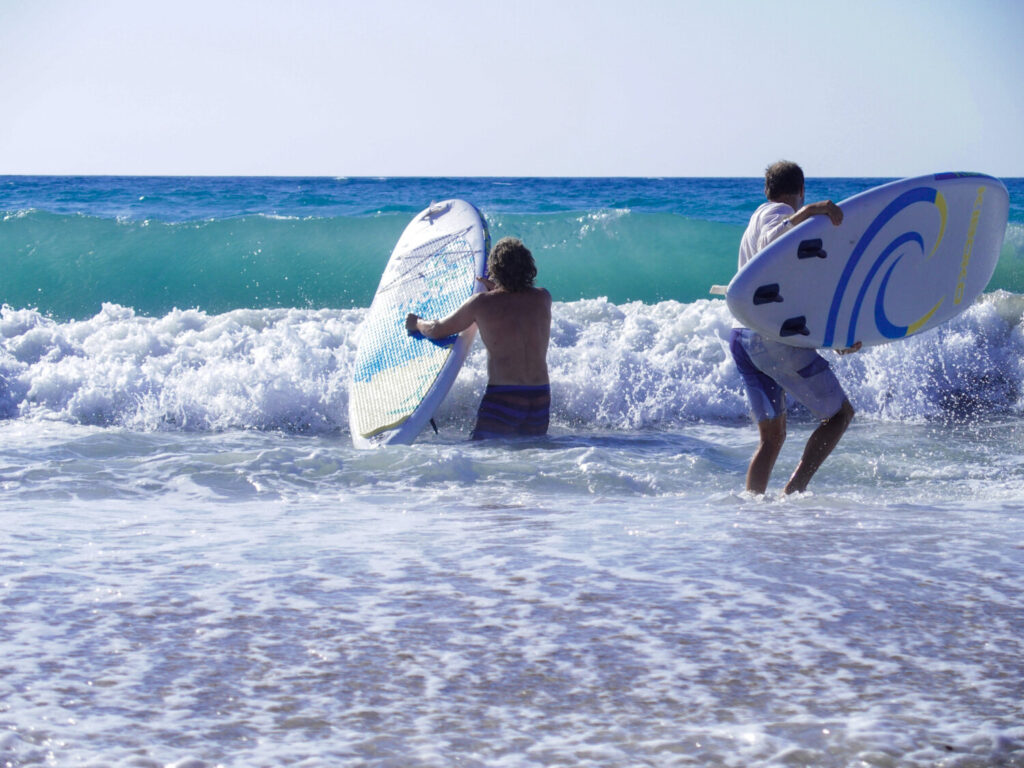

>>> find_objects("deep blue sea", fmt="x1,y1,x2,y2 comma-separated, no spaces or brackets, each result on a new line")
2,176,1023,767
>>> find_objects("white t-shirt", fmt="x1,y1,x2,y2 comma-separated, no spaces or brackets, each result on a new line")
737,201,795,270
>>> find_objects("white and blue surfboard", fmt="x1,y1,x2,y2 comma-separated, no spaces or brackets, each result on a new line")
349,199,489,448
726,173,1010,348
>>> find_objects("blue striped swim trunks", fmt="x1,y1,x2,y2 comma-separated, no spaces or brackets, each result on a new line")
471,384,551,440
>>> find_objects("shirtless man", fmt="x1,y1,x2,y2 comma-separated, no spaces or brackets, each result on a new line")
406,237,552,440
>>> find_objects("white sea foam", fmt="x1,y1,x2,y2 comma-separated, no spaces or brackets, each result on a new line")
3,292,1024,434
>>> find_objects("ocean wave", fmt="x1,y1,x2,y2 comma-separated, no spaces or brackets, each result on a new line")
5,205,1023,321
0,209,744,319
2,294,1021,433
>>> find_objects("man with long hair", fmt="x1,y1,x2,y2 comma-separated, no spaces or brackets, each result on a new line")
407,237,552,440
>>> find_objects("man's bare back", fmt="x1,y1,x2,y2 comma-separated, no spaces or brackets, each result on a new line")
469,286,551,385
406,281,551,386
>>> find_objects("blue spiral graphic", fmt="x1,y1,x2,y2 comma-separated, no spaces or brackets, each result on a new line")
823,187,943,348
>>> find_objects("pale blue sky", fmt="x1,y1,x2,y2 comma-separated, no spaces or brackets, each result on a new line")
2,0,1022,176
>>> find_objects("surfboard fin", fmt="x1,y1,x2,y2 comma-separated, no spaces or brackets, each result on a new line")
779,316,811,337
423,201,452,221
430,418,439,434
752,283,784,305
797,239,827,259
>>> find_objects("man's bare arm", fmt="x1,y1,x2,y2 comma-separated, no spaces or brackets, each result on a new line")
788,200,843,227
406,294,479,339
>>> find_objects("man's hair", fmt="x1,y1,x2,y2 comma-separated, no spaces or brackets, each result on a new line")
764,161,804,199
488,237,536,292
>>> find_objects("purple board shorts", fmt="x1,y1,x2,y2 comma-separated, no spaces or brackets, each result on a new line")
471,384,551,440
730,328,846,422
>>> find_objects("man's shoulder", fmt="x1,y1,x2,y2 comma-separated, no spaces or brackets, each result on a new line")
740,203,796,269
480,286,550,301
743,202,789,236
747,201,795,239
476,288,551,323
754,201,794,219
526,287,552,309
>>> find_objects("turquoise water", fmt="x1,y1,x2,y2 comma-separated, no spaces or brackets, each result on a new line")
4,176,1022,319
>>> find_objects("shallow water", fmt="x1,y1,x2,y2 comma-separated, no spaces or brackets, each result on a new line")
3,421,1023,767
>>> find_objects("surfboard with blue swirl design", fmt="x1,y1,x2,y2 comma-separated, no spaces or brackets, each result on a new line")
726,173,1009,349
349,199,489,447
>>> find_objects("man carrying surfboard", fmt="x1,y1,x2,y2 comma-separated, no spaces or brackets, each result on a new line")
731,161,860,495
406,237,552,440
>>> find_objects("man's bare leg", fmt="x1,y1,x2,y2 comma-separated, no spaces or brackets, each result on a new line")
784,399,854,494
747,413,786,495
